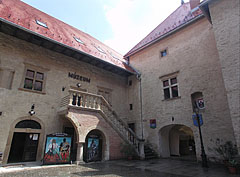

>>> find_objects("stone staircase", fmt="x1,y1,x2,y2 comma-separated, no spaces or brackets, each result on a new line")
144,145,158,159
59,89,145,158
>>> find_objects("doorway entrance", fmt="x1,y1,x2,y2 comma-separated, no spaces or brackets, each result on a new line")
8,133,39,163
84,130,103,162
7,119,42,163
159,124,196,161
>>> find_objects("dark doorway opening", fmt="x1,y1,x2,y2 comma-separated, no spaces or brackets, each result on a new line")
8,132,39,163
83,130,103,163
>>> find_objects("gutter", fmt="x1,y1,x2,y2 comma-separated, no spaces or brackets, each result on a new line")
0,17,135,76
124,14,205,58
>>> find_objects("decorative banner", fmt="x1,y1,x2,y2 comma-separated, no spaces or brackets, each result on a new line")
192,114,203,127
196,98,205,109
150,119,156,129
43,134,71,165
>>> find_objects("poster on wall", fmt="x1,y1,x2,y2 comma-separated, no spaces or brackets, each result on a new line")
43,133,71,165
87,137,99,162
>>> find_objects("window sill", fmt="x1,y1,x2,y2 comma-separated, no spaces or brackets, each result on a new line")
18,88,46,95
162,96,181,101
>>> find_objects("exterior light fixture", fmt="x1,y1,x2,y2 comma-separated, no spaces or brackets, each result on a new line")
29,104,35,116
76,83,81,88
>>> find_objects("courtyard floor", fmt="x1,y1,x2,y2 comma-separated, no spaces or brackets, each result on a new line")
0,158,237,177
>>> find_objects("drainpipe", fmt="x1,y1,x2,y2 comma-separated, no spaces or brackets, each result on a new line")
127,58,145,159
137,74,144,140
127,59,144,140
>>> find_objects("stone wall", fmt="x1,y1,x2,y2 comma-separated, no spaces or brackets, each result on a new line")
209,0,240,151
0,32,129,163
68,109,125,160
128,17,236,159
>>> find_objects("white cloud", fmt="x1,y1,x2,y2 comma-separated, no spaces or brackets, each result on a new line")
103,0,189,55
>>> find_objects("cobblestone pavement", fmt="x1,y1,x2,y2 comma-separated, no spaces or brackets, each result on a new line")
0,159,236,177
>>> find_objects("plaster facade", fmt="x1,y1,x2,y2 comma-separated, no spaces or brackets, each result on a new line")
0,31,129,163
0,0,239,165
128,17,236,159
208,0,240,150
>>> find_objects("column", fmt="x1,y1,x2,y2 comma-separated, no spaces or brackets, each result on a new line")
76,142,84,164
139,140,145,160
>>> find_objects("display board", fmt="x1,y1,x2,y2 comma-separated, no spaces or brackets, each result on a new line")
43,133,71,165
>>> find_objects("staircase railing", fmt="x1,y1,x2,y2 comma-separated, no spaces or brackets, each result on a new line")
60,89,144,156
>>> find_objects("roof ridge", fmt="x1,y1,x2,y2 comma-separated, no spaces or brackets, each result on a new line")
124,2,192,57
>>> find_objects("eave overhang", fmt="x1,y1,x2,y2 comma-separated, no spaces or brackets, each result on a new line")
0,17,134,77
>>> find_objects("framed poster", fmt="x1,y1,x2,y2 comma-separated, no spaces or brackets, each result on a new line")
43,133,71,165
87,137,100,162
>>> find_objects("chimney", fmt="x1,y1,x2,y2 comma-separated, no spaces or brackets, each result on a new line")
181,0,184,5
190,0,200,10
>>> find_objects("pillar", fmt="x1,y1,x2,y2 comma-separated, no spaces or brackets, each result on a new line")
76,142,84,164
139,140,145,160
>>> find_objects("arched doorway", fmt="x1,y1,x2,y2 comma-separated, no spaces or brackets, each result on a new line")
83,129,105,162
159,124,196,160
8,120,42,163
61,117,79,162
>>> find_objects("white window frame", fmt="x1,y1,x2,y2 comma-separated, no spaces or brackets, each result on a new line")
160,71,180,100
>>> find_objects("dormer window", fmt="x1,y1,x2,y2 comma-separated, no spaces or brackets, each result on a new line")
35,20,48,28
95,46,105,54
109,52,119,60
73,36,84,44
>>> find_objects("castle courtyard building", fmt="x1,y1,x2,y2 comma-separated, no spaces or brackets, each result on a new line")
0,0,239,165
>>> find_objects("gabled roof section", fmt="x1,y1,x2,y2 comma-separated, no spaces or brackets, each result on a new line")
0,0,135,73
124,2,203,58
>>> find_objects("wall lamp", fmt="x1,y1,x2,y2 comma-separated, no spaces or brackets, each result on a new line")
29,104,35,116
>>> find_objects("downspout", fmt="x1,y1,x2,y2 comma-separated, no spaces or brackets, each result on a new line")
127,58,144,140
138,74,144,140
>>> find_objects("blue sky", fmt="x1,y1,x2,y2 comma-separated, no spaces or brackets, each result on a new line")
21,0,190,55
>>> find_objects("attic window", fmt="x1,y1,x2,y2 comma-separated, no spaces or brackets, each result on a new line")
36,20,48,28
74,36,84,44
95,46,105,54
161,49,167,57
109,52,119,60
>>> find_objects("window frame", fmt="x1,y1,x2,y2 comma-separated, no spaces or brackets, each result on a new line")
19,63,48,94
159,71,180,100
160,48,168,58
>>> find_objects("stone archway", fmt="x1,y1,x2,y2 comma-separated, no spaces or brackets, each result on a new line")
159,124,196,160
3,116,45,164
83,129,106,163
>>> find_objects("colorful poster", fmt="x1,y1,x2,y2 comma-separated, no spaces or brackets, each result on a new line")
87,138,99,162
43,135,71,164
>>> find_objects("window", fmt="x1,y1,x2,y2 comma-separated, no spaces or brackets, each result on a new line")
129,104,133,110
128,123,135,132
128,80,132,86
24,70,44,91
95,46,105,54
35,20,48,28
97,87,112,105
20,64,48,93
162,77,179,99
161,49,167,57
73,36,84,44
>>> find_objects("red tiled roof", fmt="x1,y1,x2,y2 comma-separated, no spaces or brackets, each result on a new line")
124,2,202,58
0,0,134,73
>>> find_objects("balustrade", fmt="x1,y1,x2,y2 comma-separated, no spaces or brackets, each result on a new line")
60,89,143,156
